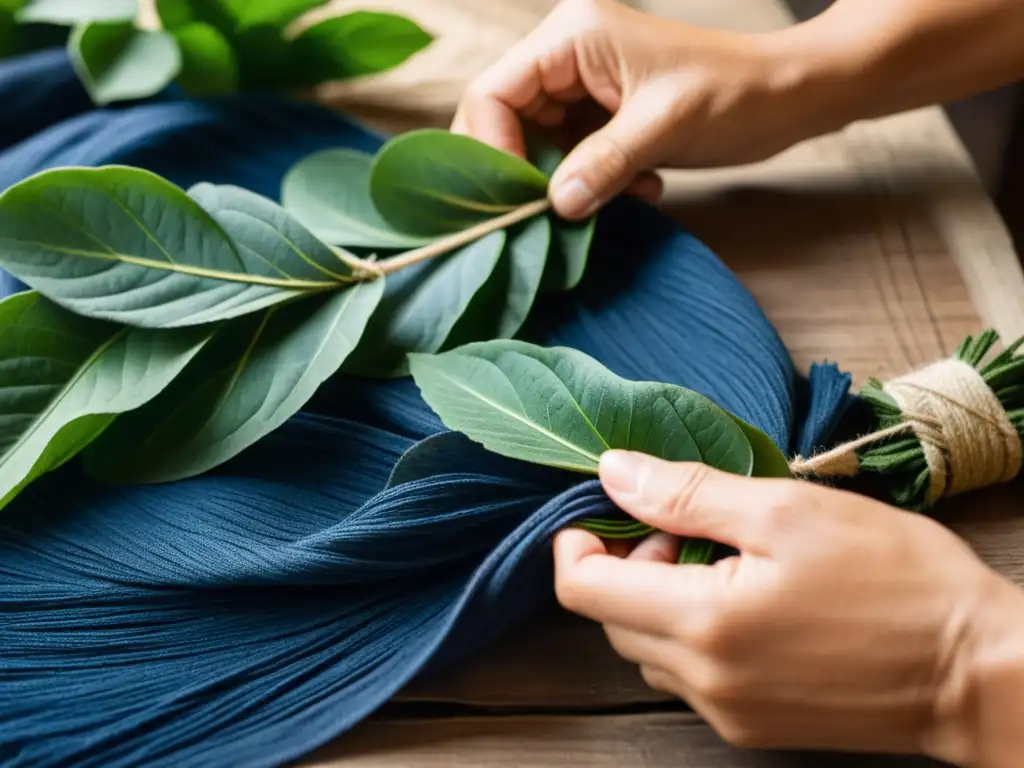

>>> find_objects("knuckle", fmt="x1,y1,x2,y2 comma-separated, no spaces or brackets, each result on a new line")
684,606,739,657
640,665,671,694
697,668,746,704
716,719,760,749
587,131,635,178
661,463,713,527
758,482,801,532
461,77,495,106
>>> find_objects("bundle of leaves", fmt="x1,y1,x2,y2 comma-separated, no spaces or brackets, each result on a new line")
0,127,793,563
0,0,432,104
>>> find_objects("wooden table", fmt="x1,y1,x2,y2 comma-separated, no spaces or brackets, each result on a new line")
295,1,1024,764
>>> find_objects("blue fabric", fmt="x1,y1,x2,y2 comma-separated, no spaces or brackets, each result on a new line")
0,50,854,767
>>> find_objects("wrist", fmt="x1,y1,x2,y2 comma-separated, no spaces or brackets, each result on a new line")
928,573,1024,768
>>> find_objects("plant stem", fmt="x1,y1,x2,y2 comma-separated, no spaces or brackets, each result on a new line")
363,198,552,277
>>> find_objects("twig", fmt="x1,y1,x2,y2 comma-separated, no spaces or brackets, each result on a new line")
375,198,552,276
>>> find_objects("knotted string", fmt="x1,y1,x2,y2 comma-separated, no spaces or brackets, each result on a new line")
791,354,1024,504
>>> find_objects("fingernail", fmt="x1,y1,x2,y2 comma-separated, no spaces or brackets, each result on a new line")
552,177,598,218
599,450,647,497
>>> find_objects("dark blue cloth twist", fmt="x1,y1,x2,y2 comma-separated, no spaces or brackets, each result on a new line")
0,49,853,767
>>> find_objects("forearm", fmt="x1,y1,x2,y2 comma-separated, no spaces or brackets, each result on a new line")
766,0,1024,139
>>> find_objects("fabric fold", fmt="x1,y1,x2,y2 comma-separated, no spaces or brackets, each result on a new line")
0,49,853,767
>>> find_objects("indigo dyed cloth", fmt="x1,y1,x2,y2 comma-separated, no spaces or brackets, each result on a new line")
0,49,853,767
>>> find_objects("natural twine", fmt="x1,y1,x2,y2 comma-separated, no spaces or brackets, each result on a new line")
789,358,1023,504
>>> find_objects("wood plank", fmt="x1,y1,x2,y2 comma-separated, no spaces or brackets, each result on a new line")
398,607,669,707
299,713,948,767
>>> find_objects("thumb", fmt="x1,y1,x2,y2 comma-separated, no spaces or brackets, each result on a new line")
548,91,671,219
598,451,781,555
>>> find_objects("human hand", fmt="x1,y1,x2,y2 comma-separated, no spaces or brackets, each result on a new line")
451,0,831,219
553,451,1024,765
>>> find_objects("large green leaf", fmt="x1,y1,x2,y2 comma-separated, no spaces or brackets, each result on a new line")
220,0,324,30
83,279,383,484
292,11,432,84
68,21,181,105
0,166,351,328
280,149,432,250
526,134,596,291
16,0,136,23
344,231,506,377
172,21,237,95
369,129,549,237
408,340,755,475
187,182,355,282
0,291,209,508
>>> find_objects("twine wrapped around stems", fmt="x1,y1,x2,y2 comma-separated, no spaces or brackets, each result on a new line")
791,330,1024,510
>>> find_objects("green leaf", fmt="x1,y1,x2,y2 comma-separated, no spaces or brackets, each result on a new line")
543,215,596,292
0,2,20,58
343,231,506,377
440,216,550,348
231,23,300,90
495,217,550,338
0,166,351,328
155,0,233,34
291,11,432,84
408,340,755,475
280,149,432,250
172,21,237,95
729,414,791,478
187,182,355,281
679,539,717,565
154,0,194,29
68,21,181,105
0,291,209,509
526,134,596,291
369,128,549,237
82,279,383,484
16,0,136,24
220,0,324,30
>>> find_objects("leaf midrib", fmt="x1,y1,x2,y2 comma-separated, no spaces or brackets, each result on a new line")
0,238,346,290
429,366,602,467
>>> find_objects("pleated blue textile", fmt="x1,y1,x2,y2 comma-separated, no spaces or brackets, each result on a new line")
0,49,854,767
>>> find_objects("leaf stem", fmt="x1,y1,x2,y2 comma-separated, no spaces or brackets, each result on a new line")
363,198,552,278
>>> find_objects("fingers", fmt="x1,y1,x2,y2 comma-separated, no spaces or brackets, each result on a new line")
548,87,675,218
553,528,724,636
451,11,582,158
599,451,792,556
604,623,680,671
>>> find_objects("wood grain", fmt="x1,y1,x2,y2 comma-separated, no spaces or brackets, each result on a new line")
301,713,949,767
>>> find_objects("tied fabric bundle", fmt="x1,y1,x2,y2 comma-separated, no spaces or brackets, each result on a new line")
0,49,854,767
